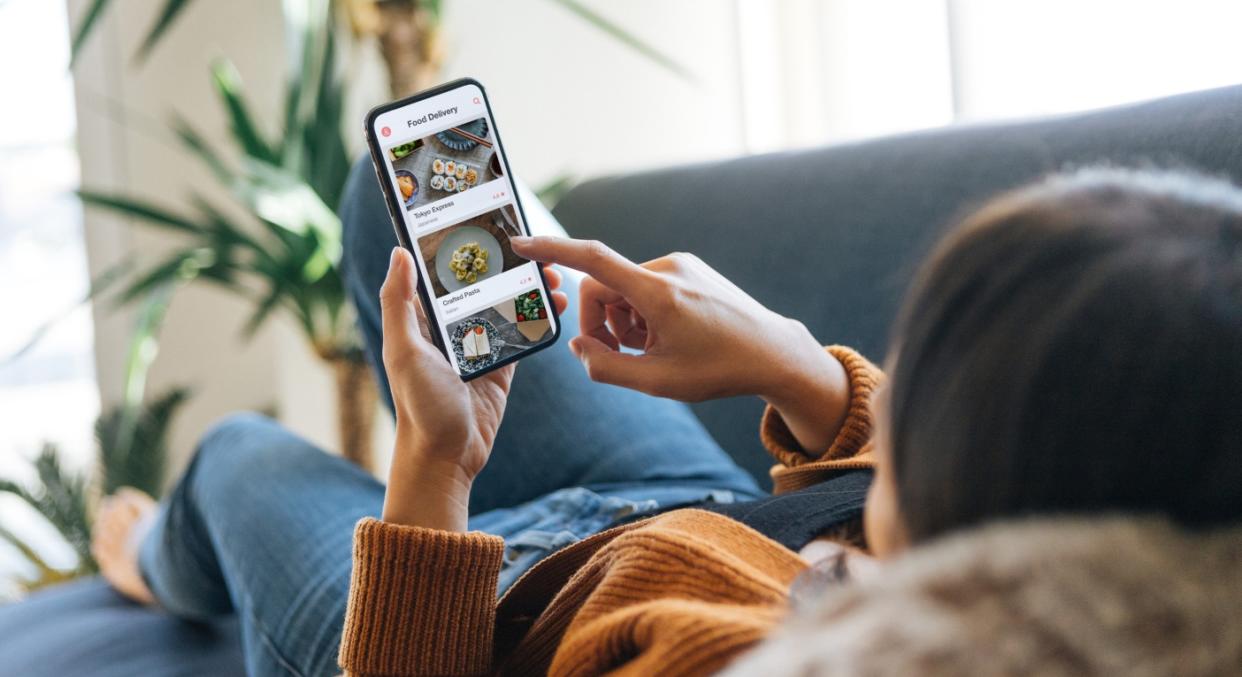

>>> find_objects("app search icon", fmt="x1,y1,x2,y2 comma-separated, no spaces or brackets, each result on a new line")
472,97,481,105
381,126,391,137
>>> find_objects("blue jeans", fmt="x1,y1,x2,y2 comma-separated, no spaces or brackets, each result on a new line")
138,161,762,677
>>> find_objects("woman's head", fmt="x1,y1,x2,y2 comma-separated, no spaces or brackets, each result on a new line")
866,168,1242,554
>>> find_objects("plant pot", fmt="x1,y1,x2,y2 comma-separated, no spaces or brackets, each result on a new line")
331,355,378,471
373,0,445,96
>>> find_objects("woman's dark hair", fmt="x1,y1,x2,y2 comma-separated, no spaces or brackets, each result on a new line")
888,168,1242,544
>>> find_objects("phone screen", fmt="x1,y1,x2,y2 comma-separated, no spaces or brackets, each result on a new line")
366,80,559,379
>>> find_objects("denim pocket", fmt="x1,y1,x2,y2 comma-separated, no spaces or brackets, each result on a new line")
485,488,657,593
504,528,579,564
481,485,745,594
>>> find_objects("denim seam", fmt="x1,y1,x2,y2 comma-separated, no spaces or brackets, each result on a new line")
235,579,310,677
256,625,308,677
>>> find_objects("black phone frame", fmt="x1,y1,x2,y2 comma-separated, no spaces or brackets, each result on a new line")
363,77,562,381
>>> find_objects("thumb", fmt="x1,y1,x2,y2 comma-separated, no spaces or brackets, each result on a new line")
380,247,434,354
570,335,662,394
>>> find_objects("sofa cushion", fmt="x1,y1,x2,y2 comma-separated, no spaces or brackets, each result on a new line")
0,577,243,676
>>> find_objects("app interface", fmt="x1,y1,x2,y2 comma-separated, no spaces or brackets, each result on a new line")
374,84,556,376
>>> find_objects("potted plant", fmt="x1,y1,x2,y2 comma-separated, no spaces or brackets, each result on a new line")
69,0,688,469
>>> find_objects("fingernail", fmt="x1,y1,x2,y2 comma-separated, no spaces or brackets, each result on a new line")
511,235,532,246
390,247,403,267
568,338,582,358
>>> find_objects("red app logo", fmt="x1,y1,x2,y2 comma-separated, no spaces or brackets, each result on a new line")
380,126,392,137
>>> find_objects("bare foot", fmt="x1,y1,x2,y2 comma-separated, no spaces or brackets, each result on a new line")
91,487,158,605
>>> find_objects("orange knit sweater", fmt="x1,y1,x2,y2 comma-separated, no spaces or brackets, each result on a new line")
338,347,881,676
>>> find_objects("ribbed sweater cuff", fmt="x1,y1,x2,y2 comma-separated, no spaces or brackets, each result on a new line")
339,518,504,676
760,345,881,466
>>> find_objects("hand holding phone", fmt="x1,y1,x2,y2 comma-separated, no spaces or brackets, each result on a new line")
377,246,568,531
366,79,561,380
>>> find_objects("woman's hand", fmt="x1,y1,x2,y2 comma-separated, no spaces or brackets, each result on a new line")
511,236,850,452
379,247,567,531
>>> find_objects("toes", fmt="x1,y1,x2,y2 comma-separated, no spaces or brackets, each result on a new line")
116,487,156,510
92,496,134,561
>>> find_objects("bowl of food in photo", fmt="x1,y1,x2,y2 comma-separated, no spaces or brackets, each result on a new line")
513,290,552,342
437,119,490,152
388,140,421,161
394,170,418,207
452,318,503,372
434,226,502,292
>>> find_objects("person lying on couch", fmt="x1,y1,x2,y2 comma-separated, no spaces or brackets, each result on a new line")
92,167,1242,675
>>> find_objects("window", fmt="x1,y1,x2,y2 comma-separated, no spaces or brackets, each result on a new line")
950,0,1242,120
734,0,1242,149
0,0,98,590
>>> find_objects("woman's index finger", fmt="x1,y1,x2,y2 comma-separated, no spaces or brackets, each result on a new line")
512,236,654,296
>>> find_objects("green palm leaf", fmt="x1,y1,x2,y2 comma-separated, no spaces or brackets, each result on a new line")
242,281,293,338
299,29,350,210
77,190,204,235
0,525,80,592
98,388,188,497
113,249,221,305
169,114,231,184
236,159,342,261
134,0,195,63
0,446,96,574
211,60,278,164
425,0,444,21
0,478,35,506
70,0,194,66
68,0,112,65
190,197,271,258
545,0,695,82
32,447,95,567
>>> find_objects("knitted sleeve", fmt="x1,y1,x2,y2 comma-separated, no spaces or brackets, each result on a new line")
760,346,883,493
338,518,505,676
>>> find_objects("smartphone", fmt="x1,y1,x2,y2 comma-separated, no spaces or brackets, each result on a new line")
364,78,560,380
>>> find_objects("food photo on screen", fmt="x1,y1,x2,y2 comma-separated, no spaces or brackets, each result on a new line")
445,289,553,374
386,115,500,211
416,204,523,298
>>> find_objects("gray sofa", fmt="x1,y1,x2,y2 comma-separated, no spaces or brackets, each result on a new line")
5,84,1242,675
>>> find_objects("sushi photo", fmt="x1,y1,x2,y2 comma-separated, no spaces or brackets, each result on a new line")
384,117,499,211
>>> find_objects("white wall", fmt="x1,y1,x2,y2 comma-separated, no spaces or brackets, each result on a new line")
435,0,749,181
